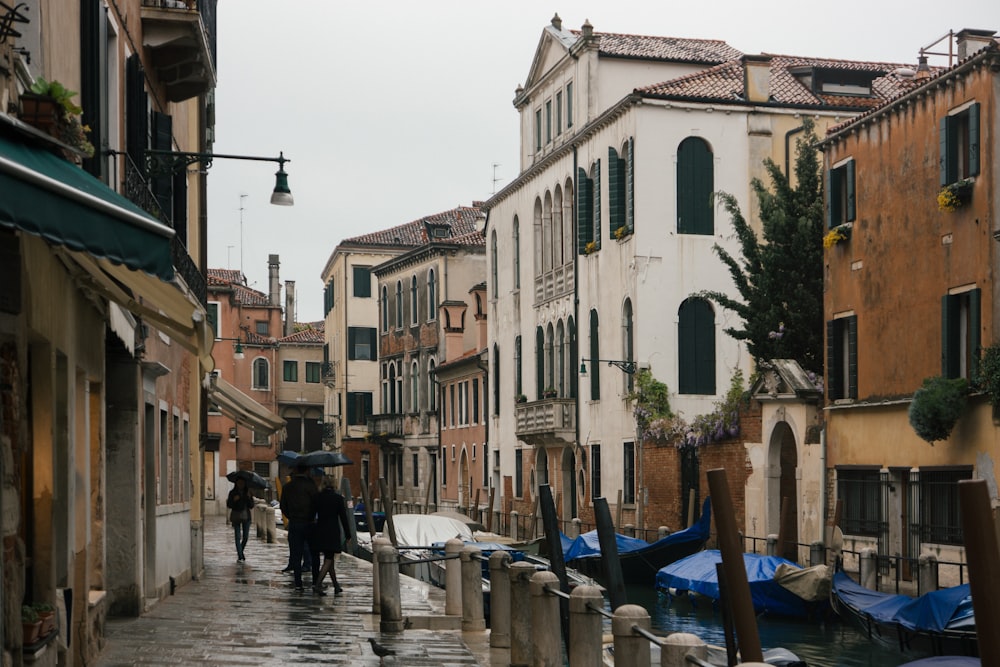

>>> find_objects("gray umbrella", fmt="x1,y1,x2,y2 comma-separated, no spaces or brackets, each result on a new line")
297,450,353,468
227,469,268,489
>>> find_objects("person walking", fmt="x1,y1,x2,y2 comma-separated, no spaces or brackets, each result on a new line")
226,477,254,562
279,463,318,591
310,474,352,595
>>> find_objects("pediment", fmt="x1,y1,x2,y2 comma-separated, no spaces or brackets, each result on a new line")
524,26,577,92
750,359,823,400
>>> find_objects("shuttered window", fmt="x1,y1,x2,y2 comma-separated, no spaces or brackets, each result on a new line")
348,327,377,361
827,159,856,228
608,146,626,237
678,298,716,395
677,137,714,235
940,103,980,185
589,310,600,400
941,289,980,381
827,315,858,400
576,167,593,253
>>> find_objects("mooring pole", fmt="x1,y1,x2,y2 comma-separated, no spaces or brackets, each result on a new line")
594,496,627,610
958,479,1000,665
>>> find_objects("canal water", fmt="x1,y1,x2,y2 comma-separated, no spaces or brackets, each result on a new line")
624,585,910,666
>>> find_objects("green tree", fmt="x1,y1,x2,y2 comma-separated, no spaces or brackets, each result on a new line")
701,119,825,375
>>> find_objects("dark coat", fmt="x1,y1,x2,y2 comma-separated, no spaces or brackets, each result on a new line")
312,488,352,553
280,474,317,522
226,485,254,515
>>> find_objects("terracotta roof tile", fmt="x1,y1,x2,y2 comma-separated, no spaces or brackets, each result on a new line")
207,268,244,286
280,327,325,344
342,205,484,248
638,54,920,110
231,284,270,307
573,30,742,64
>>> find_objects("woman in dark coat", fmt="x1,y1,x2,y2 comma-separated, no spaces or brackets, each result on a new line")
226,477,255,561
311,476,352,595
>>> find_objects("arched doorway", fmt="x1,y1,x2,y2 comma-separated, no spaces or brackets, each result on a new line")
560,447,577,520
768,421,798,561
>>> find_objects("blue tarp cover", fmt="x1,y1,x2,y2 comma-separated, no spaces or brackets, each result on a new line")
655,549,812,617
832,571,974,633
564,497,711,561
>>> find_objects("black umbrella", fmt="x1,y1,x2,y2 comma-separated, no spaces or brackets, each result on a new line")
276,450,300,466
297,450,353,468
227,469,268,489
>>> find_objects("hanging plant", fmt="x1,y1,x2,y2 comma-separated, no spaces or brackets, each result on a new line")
937,179,974,212
908,375,969,443
977,344,1000,415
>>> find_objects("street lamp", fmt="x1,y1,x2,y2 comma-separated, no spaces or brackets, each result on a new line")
145,150,294,206
216,337,246,360
579,358,637,376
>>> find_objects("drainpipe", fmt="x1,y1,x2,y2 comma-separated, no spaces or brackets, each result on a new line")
572,147,581,519
784,125,805,179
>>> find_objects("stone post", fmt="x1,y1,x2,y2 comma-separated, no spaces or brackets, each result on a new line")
860,547,878,589
265,506,276,544
571,517,582,538
461,546,485,631
509,561,536,667
489,551,513,648
511,511,520,541
657,526,671,540
918,553,938,595
376,544,404,633
445,538,464,616
661,633,707,667
766,534,778,556
809,541,824,567
530,571,561,666
612,604,651,667
372,536,391,615
569,585,603,667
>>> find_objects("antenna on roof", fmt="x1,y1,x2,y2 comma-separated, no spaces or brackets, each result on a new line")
239,193,247,276
492,163,502,195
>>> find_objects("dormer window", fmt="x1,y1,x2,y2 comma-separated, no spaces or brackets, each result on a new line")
426,223,450,239
791,66,883,98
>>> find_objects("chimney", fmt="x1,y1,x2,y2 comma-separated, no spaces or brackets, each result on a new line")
284,280,295,337
550,13,561,31
439,301,468,363
742,54,773,104
268,254,281,307
956,29,996,60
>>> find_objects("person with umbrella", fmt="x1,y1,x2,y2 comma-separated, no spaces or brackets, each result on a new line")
225,474,256,562
280,463,319,592
310,471,352,595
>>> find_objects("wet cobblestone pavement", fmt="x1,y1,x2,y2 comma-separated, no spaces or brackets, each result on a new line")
96,515,494,666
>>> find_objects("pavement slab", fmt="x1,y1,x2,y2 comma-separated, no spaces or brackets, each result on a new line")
96,515,496,666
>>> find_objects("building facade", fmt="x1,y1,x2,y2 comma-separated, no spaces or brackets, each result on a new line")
821,31,999,582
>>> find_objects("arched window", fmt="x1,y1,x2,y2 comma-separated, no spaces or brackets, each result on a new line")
545,323,555,393
563,177,575,262
490,231,498,298
513,216,521,289
535,326,545,398
568,316,577,399
514,335,522,397
556,320,565,397
428,358,437,410
677,137,714,235
589,309,600,400
252,358,269,390
543,191,553,273
678,297,716,394
395,281,403,328
533,198,543,278
381,286,388,333
387,363,398,413
553,186,564,268
492,344,500,416
410,275,418,326
411,359,419,411
395,364,403,412
623,298,634,392
427,268,437,321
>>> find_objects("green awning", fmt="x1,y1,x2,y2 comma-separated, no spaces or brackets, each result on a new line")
0,132,175,281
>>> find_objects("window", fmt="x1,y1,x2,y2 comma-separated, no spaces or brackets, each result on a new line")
566,82,573,128
515,449,523,497
535,108,542,153
252,358,269,389
837,468,882,537
589,310,600,400
942,288,981,381
920,467,972,545
410,360,419,411
283,360,298,382
678,298,715,395
427,269,437,321
492,344,500,416
324,279,334,316
940,103,980,185
536,326,545,398
623,441,635,504
827,314,858,401
253,426,269,445
460,381,469,425
555,92,562,136
255,320,269,336
207,301,220,338
677,136,714,235
410,276,418,326
591,444,601,500
827,158,856,228
513,217,520,289
545,99,552,144
348,327,377,361
412,453,419,488
305,362,321,383
490,231,498,298
346,391,373,426
441,446,447,486
428,359,437,410
576,162,600,253
381,286,388,333
396,453,403,487
514,335,522,398
482,442,489,483
472,378,480,423
449,384,456,427
395,281,403,328
353,266,371,297
623,299,634,393
608,144,629,237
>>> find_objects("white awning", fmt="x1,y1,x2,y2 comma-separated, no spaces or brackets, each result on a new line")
207,374,285,435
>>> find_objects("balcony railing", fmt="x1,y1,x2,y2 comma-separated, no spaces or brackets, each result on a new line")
368,414,404,440
322,421,337,442
140,0,217,102
321,361,335,386
515,397,576,446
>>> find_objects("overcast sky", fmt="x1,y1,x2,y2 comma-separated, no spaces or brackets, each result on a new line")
205,0,995,323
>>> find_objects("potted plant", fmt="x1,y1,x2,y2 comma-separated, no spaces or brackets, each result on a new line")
21,605,42,645
908,375,969,443
515,393,527,403
32,602,56,636
938,178,974,212
18,78,94,158
584,241,598,255
542,387,558,399
614,226,630,241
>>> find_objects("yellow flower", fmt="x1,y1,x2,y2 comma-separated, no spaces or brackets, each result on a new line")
584,241,598,255
823,228,846,249
937,188,960,212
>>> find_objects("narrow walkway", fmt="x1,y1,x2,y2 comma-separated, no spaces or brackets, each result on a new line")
96,515,494,666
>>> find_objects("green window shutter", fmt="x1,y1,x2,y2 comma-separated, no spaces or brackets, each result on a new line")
627,137,635,233
942,294,958,378
593,159,602,249
969,103,980,177
348,328,357,360
608,147,623,236
970,288,982,383
369,328,378,361
847,315,858,399
677,138,713,235
827,320,842,400
535,327,545,398
846,159,856,222
678,299,716,394
576,168,592,253
825,170,833,229
589,310,600,400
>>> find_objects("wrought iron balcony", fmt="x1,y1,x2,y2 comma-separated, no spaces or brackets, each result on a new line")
321,361,335,386
140,0,217,102
322,421,337,442
515,397,576,447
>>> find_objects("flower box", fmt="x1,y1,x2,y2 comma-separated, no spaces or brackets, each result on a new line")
938,179,974,212
18,93,60,130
